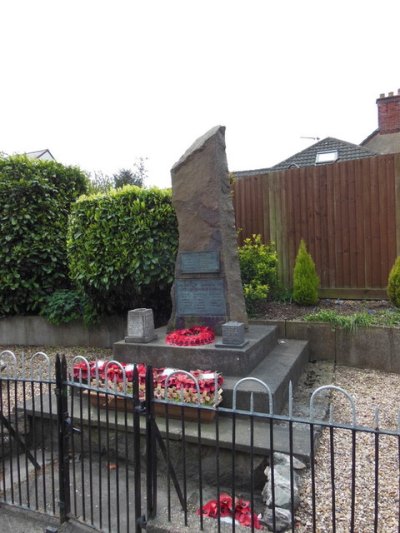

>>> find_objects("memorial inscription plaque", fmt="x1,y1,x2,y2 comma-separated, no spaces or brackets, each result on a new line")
179,251,220,274
176,279,226,316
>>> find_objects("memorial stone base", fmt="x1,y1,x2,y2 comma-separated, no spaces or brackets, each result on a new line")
113,324,277,376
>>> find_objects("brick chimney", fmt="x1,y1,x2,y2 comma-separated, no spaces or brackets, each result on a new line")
377,90,400,134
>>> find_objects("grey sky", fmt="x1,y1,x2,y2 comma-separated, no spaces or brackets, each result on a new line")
1,0,399,188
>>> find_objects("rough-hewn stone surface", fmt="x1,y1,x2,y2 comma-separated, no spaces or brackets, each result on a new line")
168,126,247,333
263,507,292,532
261,452,306,530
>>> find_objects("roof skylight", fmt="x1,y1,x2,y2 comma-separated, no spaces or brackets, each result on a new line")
315,150,338,164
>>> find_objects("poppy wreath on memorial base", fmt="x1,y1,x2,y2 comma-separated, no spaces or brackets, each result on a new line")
72,361,223,405
165,326,215,346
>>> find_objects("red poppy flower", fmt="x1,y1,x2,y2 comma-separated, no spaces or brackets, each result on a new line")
236,498,251,512
197,499,219,518
235,510,262,529
73,362,89,379
219,493,233,514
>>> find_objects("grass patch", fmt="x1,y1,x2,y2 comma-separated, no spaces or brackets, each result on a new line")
303,308,400,331
303,310,373,331
369,309,400,327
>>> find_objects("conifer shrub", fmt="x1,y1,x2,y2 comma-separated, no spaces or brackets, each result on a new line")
292,239,319,305
67,186,178,323
387,256,400,307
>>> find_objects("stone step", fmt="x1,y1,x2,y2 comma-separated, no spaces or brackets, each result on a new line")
153,411,312,462
114,324,279,376
22,337,312,466
222,339,309,414
22,388,314,464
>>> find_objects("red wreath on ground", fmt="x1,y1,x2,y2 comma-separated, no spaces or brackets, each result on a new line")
197,493,262,529
165,326,215,346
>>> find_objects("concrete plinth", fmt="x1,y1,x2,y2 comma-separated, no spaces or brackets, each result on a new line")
113,325,277,376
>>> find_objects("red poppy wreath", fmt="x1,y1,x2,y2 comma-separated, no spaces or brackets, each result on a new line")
165,326,215,346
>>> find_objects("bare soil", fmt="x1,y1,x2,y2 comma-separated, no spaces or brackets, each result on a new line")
253,298,394,321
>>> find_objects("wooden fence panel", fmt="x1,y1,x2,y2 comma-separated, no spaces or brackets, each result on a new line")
232,154,399,298
354,158,365,288
232,174,266,244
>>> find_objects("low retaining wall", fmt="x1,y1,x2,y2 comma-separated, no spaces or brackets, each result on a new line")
1,315,399,373
0,315,126,348
251,319,400,374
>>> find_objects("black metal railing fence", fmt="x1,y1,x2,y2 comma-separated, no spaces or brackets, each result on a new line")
0,351,399,533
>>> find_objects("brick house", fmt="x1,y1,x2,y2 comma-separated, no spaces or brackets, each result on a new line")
361,90,400,154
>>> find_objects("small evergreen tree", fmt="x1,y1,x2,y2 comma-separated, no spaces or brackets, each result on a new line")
293,239,319,305
113,168,142,188
113,157,148,189
387,256,400,307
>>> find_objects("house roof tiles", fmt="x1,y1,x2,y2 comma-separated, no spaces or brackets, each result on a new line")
270,137,378,171
233,137,378,178
25,149,56,161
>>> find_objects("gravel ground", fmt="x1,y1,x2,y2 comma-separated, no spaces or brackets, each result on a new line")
294,365,400,533
0,345,112,414
1,345,400,531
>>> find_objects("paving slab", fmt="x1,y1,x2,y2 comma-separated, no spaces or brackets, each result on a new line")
0,504,58,533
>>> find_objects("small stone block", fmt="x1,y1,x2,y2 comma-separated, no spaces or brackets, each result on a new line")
215,321,248,348
125,308,156,343
222,321,245,345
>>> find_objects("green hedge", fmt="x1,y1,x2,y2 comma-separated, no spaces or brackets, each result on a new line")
238,234,280,314
67,186,178,321
0,156,88,315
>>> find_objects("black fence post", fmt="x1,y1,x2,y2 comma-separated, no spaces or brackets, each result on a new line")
55,354,71,524
133,364,145,532
145,365,157,519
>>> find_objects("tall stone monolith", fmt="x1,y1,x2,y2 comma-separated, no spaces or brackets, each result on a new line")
168,125,248,334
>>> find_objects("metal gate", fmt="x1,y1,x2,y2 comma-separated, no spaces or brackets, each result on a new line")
0,352,170,533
